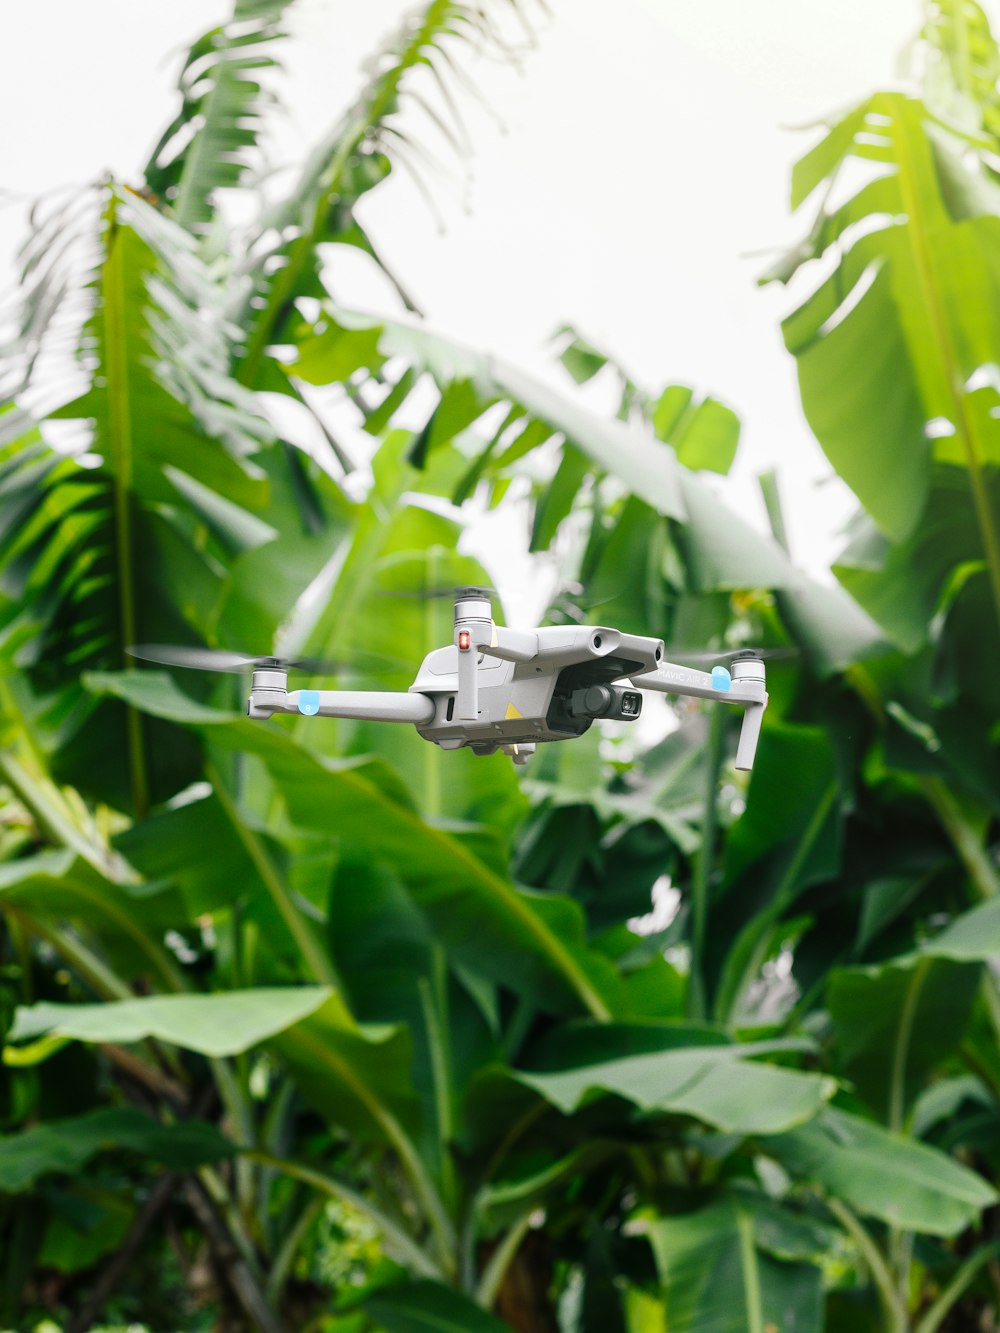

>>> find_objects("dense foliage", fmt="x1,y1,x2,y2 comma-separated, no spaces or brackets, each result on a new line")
1,1,998,1329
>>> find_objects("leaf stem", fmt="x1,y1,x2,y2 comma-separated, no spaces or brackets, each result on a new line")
915,1238,1000,1333
891,106,1000,629
919,776,999,900
207,761,341,989
246,1150,444,1279
476,1207,533,1307
281,1023,457,1272
102,194,149,818
722,780,838,1025
890,955,931,1134
6,904,130,1001
265,1193,324,1311
827,1197,908,1332
419,953,457,1206
689,705,724,1020
736,1208,765,1333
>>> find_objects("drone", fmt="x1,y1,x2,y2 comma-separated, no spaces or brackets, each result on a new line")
130,588,782,770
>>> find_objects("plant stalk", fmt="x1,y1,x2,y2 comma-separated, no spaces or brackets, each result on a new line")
828,1197,908,1332
207,761,341,989
689,704,725,1020
476,1208,534,1308
247,1150,444,1279
102,196,149,818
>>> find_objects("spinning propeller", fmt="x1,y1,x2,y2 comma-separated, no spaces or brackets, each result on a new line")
375,584,499,601
667,646,799,663
126,645,388,676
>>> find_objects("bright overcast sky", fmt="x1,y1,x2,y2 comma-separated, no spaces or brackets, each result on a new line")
2,0,950,587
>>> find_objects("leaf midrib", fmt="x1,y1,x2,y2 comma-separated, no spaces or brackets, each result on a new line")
889,97,1000,625
103,205,149,817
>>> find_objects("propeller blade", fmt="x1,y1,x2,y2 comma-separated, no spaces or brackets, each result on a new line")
126,645,394,676
127,645,261,673
666,646,800,664
374,584,498,602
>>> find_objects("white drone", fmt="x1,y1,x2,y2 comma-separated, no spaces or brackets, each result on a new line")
131,588,784,769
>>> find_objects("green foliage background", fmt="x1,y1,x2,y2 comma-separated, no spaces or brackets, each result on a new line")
1,1,999,1330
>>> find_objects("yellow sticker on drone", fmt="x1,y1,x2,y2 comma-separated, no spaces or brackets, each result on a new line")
505,703,522,720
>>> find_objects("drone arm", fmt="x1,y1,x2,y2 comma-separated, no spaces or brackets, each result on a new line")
249,688,435,724
632,662,768,771
633,662,762,705
477,626,540,662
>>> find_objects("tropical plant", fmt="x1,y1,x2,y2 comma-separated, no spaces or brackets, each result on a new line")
0,1,998,1331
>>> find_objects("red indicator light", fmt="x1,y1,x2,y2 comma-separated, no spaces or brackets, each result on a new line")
458,630,471,651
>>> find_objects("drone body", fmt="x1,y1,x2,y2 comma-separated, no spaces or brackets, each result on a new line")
237,589,771,770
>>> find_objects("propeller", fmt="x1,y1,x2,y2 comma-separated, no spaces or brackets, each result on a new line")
666,646,800,664
374,584,497,602
126,645,392,676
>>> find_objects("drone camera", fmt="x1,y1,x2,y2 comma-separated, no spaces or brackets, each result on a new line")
570,685,643,721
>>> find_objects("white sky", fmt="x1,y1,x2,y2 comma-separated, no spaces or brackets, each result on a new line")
2,0,967,588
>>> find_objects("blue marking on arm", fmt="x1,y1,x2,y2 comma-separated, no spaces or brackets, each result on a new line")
711,666,732,692
297,690,321,716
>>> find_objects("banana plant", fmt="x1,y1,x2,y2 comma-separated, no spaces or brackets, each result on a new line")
2,0,1000,1330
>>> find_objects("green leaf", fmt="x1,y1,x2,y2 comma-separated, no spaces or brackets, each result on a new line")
9,989,435,1197
664,396,740,476
648,1194,823,1333
2,183,274,813
827,955,981,1123
0,848,186,989
790,101,872,209
144,0,294,231
10,987,333,1057
791,260,931,543
291,311,885,674
652,384,694,438
86,670,620,1020
921,894,1000,959
675,470,804,592
0,1107,233,1191
714,725,841,1022
38,1186,133,1274
163,465,277,555
515,1038,834,1135
293,308,687,520
771,90,1000,618
555,325,609,384
530,444,591,552
763,1107,996,1235
112,790,271,916
236,3,542,386
271,997,423,1146
363,1278,511,1332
